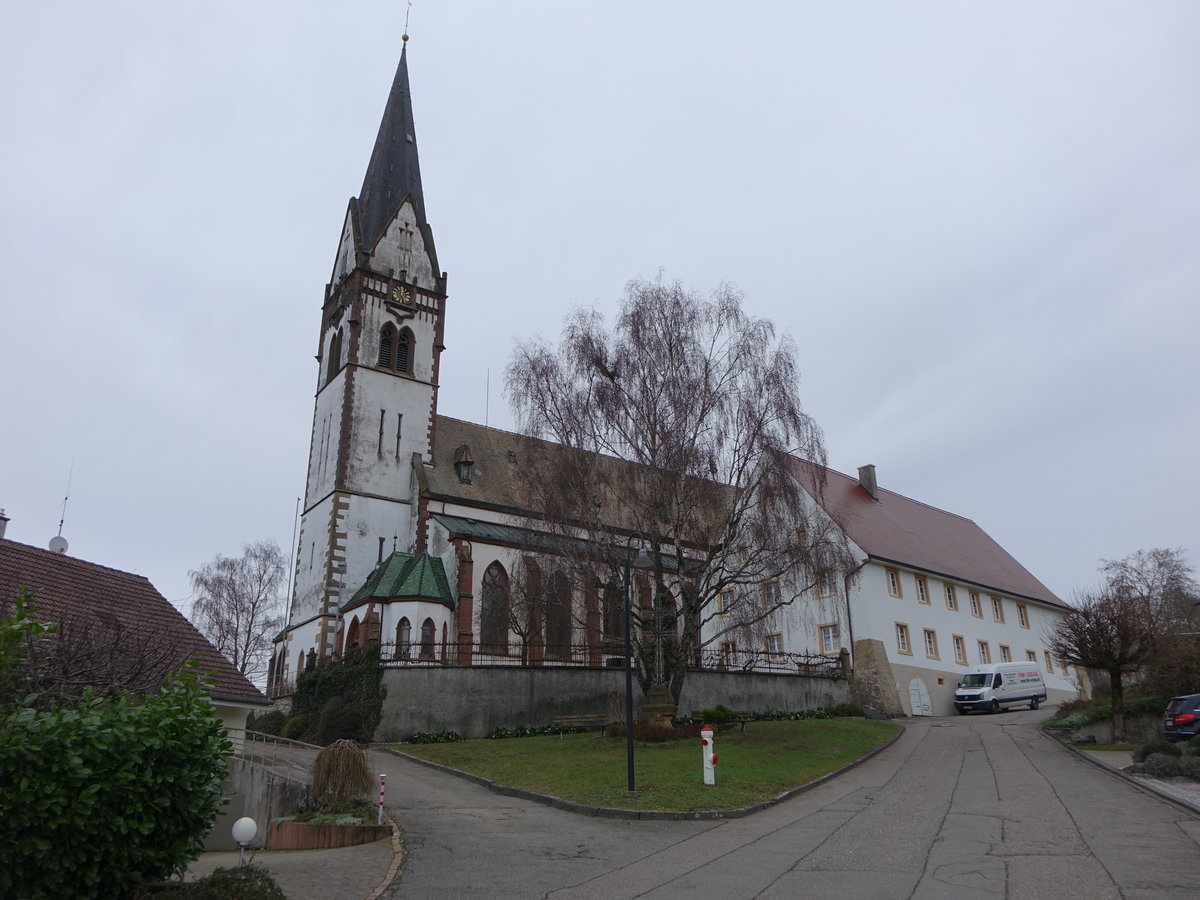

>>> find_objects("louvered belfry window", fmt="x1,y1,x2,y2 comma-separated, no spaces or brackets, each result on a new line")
378,324,396,369
397,328,412,373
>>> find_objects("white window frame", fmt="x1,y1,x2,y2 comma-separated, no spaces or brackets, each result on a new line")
820,623,840,654
923,629,938,659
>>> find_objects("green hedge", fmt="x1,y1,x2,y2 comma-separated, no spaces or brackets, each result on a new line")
0,671,230,899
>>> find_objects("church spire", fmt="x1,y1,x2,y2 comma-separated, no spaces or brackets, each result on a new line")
357,43,427,255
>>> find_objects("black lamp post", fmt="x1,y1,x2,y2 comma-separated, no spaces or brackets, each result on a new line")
622,533,642,795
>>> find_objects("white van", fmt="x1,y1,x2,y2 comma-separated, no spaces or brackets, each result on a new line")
954,662,1046,714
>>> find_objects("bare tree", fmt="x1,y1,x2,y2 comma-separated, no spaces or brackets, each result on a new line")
189,540,286,683
1100,548,1200,696
506,277,857,703
1046,584,1160,741
2,588,188,709
1100,547,1200,628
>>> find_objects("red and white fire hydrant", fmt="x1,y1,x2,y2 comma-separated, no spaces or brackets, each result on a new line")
700,724,717,785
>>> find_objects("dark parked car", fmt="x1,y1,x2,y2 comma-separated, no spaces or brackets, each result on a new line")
1163,694,1200,742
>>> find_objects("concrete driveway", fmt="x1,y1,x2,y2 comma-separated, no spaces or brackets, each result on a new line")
381,709,1200,898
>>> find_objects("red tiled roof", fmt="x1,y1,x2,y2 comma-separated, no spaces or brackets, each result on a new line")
0,540,267,705
783,458,1064,608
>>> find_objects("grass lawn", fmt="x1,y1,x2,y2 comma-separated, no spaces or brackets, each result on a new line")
398,718,900,812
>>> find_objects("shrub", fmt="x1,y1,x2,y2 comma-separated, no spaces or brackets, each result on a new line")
1144,753,1185,778
1187,734,1200,756
486,725,558,739
316,698,365,745
247,709,288,736
1050,697,1094,720
130,864,287,899
281,713,311,742
291,647,384,744
310,739,373,811
827,701,865,718
698,704,736,725
1046,695,1170,732
0,669,230,899
408,730,462,744
1134,740,1182,763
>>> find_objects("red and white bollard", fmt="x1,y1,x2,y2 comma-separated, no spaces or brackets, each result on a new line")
377,774,387,825
700,724,717,786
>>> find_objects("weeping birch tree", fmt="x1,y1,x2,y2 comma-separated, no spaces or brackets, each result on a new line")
505,277,857,702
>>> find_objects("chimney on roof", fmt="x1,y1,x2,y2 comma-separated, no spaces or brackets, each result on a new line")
858,464,879,501
0,509,8,540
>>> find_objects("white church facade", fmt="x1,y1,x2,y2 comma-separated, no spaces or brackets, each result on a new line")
269,44,1077,722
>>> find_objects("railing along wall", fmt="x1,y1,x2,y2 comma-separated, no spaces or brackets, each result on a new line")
361,640,844,677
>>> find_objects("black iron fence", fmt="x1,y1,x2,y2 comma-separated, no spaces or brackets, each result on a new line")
363,640,843,677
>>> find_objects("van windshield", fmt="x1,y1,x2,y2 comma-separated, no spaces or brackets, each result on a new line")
960,674,989,688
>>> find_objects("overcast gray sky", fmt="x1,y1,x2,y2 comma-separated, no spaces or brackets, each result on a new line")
2,2,1196,614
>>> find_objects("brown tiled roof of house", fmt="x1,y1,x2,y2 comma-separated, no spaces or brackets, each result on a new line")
0,539,268,705
783,458,1064,608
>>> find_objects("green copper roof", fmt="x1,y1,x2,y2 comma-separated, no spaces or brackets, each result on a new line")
342,552,453,612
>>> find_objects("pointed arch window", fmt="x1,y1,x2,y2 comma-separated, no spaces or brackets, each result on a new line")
346,614,362,653
378,323,395,369
325,327,344,386
396,327,413,375
420,618,435,659
396,617,411,658
480,562,510,654
545,571,572,660
602,577,623,639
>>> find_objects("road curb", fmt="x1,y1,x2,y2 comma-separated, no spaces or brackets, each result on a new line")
379,721,906,821
1047,730,1200,818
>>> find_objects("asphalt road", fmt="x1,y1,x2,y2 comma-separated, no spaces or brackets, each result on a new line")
382,709,1200,899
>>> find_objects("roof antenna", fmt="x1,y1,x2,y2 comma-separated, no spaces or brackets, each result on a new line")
50,455,74,554
485,368,490,427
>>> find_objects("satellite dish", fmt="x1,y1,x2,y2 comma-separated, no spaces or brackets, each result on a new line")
48,536,69,554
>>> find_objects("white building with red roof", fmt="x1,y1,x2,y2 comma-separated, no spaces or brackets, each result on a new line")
758,460,1075,716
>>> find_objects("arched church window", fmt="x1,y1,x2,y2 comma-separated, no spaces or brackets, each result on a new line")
602,577,624,639
397,617,411,658
480,562,510,654
326,328,344,386
397,328,413,374
378,323,395,369
346,614,361,652
420,618,435,659
545,571,572,660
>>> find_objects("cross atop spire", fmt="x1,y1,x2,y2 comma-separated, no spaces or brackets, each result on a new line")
357,44,426,255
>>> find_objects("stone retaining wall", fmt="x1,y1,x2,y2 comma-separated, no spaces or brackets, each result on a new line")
376,666,848,740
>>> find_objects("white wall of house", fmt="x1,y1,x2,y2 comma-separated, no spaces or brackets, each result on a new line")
847,561,1076,715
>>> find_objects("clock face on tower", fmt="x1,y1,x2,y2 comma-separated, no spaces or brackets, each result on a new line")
391,285,411,304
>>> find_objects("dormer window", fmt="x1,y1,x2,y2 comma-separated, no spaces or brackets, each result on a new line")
454,444,474,484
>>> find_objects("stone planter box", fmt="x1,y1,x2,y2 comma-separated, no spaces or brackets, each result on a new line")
268,821,391,851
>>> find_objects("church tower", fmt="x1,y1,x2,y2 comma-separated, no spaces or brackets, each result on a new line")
282,42,447,669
